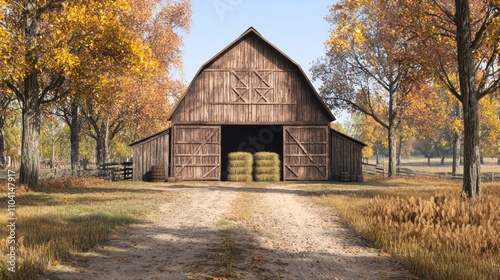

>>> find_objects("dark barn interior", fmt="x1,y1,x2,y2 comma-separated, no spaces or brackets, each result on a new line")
221,125,283,180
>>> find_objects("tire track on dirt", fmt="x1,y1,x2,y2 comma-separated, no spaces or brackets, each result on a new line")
243,185,413,280
48,184,238,280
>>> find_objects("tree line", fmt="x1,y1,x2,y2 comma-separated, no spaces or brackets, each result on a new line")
0,0,191,190
312,0,500,197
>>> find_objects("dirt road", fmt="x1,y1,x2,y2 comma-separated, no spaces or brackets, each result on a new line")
47,182,413,280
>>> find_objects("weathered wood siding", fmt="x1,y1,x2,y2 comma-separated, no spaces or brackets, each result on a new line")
283,126,329,181
131,130,169,181
330,130,364,181
173,126,221,180
170,33,331,124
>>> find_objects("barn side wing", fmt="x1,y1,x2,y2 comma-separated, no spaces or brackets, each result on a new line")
330,129,366,181
130,129,170,181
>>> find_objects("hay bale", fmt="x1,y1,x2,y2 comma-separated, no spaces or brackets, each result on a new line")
254,174,280,182
254,152,279,161
227,152,253,182
228,160,253,168
254,159,279,167
253,152,280,182
228,152,253,163
227,166,253,175
254,166,280,175
227,174,253,182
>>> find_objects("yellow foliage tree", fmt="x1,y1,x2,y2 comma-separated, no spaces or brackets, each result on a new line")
0,0,190,189
312,0,422,177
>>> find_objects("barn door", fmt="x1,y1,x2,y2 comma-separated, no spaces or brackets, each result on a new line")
283,126,329,181
173,126,221,180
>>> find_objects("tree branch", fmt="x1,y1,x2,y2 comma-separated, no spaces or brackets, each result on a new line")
431,0,457,23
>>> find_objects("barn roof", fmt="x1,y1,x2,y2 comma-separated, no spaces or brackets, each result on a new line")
168,27,336,122
330,129,367,147
129,127,170,147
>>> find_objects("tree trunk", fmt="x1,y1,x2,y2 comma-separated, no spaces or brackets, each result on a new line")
19,0,42,190
0,114,5,169
70,101,80,176
388,125,397,176
96,133,106,167
441,156,445,165
428,157,431,166
19,81,41,190
397,135,403,166
452,134,460,175
455,0,481,197
105,117,111,163
51,140,56,169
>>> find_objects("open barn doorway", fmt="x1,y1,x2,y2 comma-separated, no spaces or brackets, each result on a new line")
221,125,283,181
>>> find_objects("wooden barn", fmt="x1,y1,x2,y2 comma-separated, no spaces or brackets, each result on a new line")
130,27,365,182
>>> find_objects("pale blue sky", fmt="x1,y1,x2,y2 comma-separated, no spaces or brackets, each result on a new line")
179,0,347,121
181,0,334,83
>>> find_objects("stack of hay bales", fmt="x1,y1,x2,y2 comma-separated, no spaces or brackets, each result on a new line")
254,152,280,181
227,152,253,182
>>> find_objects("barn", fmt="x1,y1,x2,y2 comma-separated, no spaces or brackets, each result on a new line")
130,27,365,182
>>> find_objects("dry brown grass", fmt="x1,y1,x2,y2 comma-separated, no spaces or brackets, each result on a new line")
0,181,168,280
313,178,500,280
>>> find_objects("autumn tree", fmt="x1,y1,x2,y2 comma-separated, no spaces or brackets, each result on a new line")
312,1,420,176
1,0,190,188
345,112,387,162
398,0,500,197
479,96,500,160
0,91,14,168
40,112,66,167
76,0,190,166
406,82,463,173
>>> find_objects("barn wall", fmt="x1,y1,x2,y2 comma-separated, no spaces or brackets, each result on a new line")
131,131,170,181
170,33,331,124
283,126,329,181
330,130,363,181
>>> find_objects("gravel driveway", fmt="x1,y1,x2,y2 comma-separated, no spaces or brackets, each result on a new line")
47,182,414,280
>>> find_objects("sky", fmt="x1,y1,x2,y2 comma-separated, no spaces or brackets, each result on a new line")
181,0,334,88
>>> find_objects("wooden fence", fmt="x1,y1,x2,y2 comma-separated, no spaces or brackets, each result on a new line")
99,162,133,181
362,163,500,182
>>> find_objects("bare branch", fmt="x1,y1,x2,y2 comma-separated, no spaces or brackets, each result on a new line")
431,0,457,23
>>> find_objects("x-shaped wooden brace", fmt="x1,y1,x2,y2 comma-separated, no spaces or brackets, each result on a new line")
285,129,327,178
254,88,272,103
232,71,250,103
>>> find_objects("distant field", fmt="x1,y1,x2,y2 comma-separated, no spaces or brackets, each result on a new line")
366,156,500,174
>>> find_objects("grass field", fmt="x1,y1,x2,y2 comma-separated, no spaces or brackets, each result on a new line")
368,156,500,174
1,176,498,279
0,179,169,280
305,177,500,280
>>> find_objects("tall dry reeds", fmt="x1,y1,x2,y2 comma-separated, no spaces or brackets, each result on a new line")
316,181,500,280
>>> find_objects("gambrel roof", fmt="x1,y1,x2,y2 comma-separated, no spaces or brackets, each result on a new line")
168,27,335,124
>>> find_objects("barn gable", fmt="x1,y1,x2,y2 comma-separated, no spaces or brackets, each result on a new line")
169,27,335,124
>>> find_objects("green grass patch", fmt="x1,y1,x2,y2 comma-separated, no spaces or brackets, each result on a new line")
0,181,169,280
